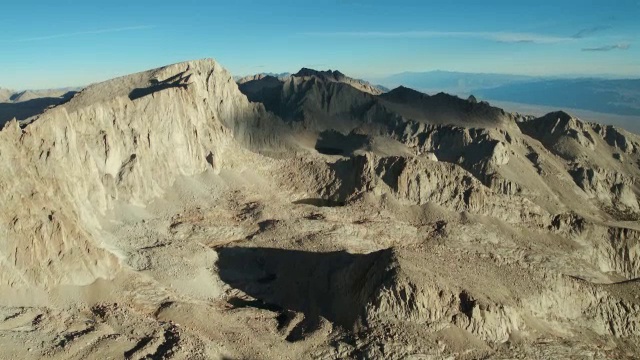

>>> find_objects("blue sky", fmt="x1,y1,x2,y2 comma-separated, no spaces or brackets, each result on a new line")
1,0,639,89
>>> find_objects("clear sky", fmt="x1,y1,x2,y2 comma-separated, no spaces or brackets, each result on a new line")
1,0,639,89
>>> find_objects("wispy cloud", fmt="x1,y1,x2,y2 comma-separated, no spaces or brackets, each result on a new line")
582,43,631,52
4,25,154,43
301,30,573,44
572,25,612,39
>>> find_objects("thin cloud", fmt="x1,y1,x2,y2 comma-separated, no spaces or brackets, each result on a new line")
572,25,612,39
4,25,154,43
506,39,535,44
301,30,573,44
582,43,631,51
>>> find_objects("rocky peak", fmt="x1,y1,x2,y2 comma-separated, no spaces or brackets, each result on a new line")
294,68,344,79
236,73,289,85
383,86,426,101
0,58,264,287
380,86,510,127
292,68,384,95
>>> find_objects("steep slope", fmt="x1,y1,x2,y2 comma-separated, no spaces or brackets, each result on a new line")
240,72,399,138
237,69,389,128
378,86,513,127
518,111,640,216
239,72,640,220
293,68,387,95
240,71,514,132
0,59,275,287
236,72,291,84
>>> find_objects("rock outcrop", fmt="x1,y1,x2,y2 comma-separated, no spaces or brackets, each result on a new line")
293,68,387,95
0,59,267,287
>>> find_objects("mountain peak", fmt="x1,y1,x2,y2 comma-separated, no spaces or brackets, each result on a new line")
288,68,385,95
55,58,227,115
544,110,574,121
384,85,425,100
294,68,344,79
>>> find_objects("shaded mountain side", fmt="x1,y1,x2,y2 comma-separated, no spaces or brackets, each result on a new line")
378,86,513,127
240,74,397,134
239,68,640,222
238,68,388,97
239,72,513,131
293,68,388,95
235,72,292,84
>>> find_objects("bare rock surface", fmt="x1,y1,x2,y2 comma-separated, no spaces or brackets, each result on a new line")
1,58,640,359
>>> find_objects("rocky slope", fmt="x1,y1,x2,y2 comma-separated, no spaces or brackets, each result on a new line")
0,59,639,359
0,59,268,287
292,68,388,95
236,73,291,84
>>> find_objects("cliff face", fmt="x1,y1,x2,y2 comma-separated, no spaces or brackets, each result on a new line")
0,59,262,286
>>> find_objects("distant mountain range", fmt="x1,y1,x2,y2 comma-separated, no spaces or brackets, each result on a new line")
372,71,640,118
0,87,78,125
373,71,534,94
477,78,640,117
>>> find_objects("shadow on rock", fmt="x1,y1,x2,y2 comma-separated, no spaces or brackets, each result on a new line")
215,247,395,332
315,130,370,156
129,72,191,101
292,198,346,207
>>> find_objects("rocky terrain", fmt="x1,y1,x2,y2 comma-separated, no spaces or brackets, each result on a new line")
0,58,639,359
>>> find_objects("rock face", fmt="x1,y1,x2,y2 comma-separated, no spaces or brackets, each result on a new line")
236,72,292,84
293,68,388,95
1,59,640,359
378,86,512,127
0,59,267,287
